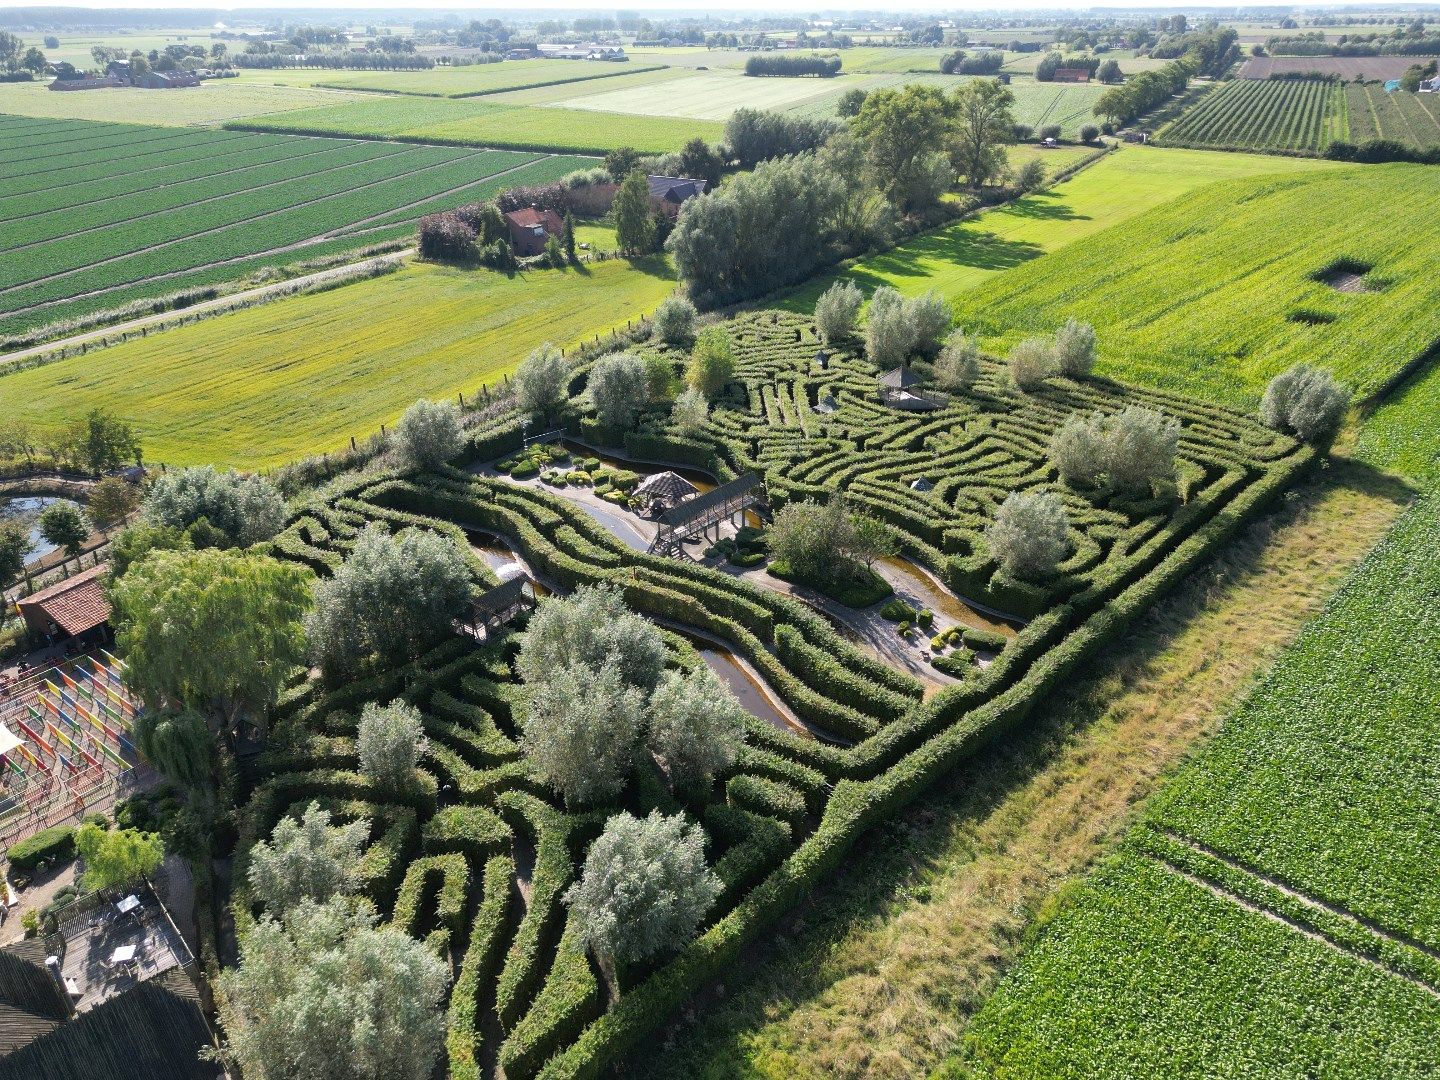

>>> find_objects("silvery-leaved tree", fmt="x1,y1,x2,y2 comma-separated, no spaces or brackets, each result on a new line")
215,898,449,1080
565,810,721,974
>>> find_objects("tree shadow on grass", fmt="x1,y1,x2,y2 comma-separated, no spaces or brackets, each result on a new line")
628,455,1411,1080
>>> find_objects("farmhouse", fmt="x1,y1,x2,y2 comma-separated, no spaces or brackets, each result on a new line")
503,207,564,257
48,77,122,91
1422,75,1440,92
1052,67,1092,83
131,70,200,89
537,43,627,61
647,175,707,218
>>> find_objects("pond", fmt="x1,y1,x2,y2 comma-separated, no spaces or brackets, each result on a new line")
695,644,813,740
0,495,80,565
465,530,551,596
877,555,1023,636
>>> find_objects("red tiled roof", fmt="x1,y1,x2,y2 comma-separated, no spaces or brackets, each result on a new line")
504,208,563,232
17,564,111,637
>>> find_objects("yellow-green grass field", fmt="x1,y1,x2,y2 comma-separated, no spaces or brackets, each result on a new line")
955,162,1440,405
0,79,372,125
573,221,618,253
783,146,1339,310
235,95,721,154
312,59,667,98
0,258,677,468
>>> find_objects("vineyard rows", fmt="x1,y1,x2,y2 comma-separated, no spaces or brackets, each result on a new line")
1160,77,1346,153
1346,83,1440,149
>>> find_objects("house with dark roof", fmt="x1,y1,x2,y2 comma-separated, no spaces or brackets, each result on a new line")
16,565,111,644
647,175,707,219
503,207,564,257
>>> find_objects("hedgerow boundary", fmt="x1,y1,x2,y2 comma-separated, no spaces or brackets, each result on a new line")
243,307,1313,1080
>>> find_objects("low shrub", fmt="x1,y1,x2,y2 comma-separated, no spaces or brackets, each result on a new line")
7,825,76,875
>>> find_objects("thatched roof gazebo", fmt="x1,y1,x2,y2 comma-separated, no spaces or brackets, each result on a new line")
633,471,699,512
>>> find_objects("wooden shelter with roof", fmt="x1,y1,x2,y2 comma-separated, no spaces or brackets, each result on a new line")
633,471,699,514
878,366,941,411
15,566,111,645
457,575,537,641
647,473,765,559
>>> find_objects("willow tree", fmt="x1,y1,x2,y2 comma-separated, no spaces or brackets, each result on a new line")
950,78,1016,189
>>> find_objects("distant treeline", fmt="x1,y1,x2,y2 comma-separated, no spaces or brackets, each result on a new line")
1267,31,1440,56
233,53,435,70
940,50,1004,75
744,54,840,77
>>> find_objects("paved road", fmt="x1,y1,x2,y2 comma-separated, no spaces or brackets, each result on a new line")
0,247,416,370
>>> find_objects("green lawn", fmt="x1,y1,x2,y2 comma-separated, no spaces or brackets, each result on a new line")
0,258,676,468
0,79,372,125
782,146,1338,310
314,59,667,98
236,95,721,154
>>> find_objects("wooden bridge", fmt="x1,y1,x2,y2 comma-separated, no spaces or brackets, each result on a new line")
647,473,765,559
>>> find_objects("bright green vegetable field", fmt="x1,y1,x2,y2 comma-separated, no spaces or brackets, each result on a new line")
0,258,677,468
234,95,722,154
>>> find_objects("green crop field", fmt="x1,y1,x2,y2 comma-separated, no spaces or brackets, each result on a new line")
958,480,1440,1080
833,46,951,72
784,146,1337,311
0,114,593,338
479,65,694,105
548,68,870,121
1159,77,1348,153
1346,82,1440,149
0,79,373,126
0,258,677,467
1004,79,1106,136
314,60,666,98
235,95,721,154
951,163,1440,405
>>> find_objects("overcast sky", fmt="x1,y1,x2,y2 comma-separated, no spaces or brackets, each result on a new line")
8,0,1271,11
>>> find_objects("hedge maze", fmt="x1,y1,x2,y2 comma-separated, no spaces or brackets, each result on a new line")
241,308,1312,1079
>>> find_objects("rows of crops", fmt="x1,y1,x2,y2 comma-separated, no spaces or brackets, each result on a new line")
960,482,1440,1079
953,162,1440,406
1159,77,1346,152
1346,83,1440,149
0,114,593,339
232,96,722,154
0,77,370,126
314,59,667,98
